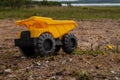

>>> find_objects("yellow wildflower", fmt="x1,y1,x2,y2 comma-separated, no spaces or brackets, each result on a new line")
104,45,113,50
107,45,113,50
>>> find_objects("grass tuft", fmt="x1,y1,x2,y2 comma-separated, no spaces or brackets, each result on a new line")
76,70,92,80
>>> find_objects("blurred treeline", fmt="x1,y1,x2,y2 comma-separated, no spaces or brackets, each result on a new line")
0,0,61,8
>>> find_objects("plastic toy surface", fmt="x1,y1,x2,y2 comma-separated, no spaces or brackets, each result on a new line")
15,16,78,57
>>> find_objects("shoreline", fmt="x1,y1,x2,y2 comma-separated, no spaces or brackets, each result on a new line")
62,3,120,6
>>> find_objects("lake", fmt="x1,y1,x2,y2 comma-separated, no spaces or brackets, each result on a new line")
62,3,120,6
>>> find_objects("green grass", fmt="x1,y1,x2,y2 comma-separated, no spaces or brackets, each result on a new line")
0,6,120,20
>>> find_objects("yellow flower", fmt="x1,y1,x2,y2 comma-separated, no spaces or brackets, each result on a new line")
104,45,113,50
107,45,113,50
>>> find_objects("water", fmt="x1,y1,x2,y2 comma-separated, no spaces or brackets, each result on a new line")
62,3,120,6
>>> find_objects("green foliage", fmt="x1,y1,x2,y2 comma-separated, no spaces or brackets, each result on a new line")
0,6,120,19
73,49,102,56
76,70,92,80
73,49,86,55
0,0,29,8
39,1,61,6
11,66,18,71
70,70,79,77
0,0,61,8
88,49,102,56
111,46,120,53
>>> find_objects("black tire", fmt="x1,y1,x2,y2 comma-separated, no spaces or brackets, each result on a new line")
62,33,78,54
36,33,55,57
19,47,35,57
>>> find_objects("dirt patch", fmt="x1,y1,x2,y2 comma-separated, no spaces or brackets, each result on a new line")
0,19,120,80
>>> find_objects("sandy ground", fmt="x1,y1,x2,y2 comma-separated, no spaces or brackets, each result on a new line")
0,19,120,80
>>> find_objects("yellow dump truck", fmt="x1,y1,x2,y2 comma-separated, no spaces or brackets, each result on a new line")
15,16,78,57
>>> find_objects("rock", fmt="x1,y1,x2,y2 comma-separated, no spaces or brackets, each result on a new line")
46,76,56,80
61,60,66,65
56,71,63,76
32,61,42,69
8,74,16,78
50,76,56,80
69,58,72,62
110,70,116,74
36,62,41,66
4,69,12,75
21,56,26,59
114,76,119,80
92,43,99,50
45,61,49,64
79,42,91,49
4,69,12,73
26,67,31,69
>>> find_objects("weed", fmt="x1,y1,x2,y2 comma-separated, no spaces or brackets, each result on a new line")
70,70,79,77
11,66,18,71
116,56,120,63
76,70,92,80
73,49,84,55
4,49,14,58
115,46,120,53
48,55,56,61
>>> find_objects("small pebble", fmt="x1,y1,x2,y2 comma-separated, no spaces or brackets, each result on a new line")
4,69,12,73
110,70,116,74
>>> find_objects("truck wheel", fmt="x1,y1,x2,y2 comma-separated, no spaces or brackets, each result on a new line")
19,47,35,57
37,33,55,57
62,33,78,54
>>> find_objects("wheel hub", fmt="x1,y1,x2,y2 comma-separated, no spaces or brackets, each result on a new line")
43,39,53,51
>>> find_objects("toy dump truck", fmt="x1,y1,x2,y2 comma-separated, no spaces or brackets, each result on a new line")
15,16,78,57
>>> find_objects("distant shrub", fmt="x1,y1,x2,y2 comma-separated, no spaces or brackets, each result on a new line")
0,0,61,8
39,1,61,6
0,0,27,8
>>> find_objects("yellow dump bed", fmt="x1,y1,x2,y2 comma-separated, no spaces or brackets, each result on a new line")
16,16,77,39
